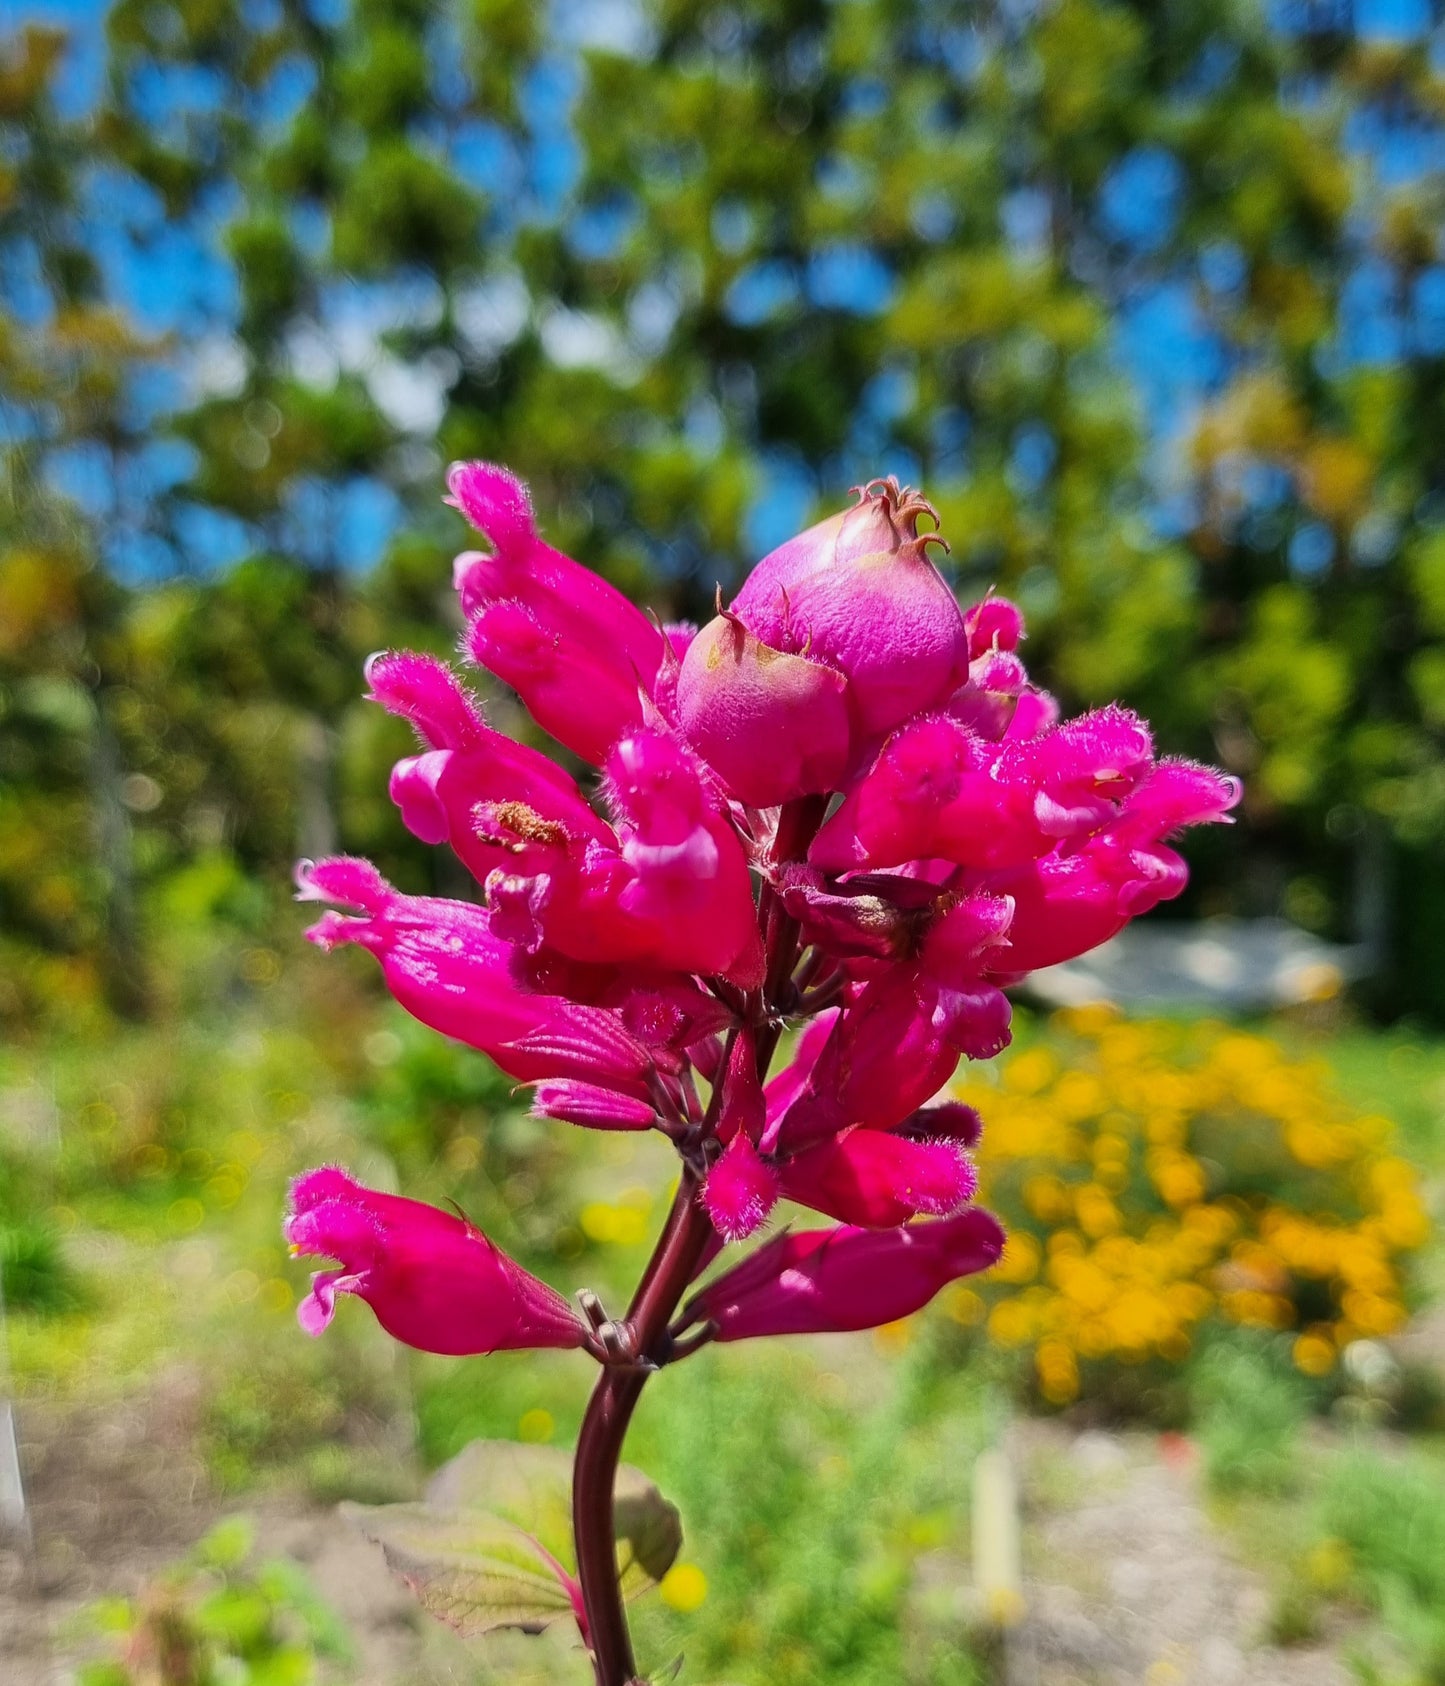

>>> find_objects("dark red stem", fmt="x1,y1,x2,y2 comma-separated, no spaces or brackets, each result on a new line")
571,796,827,1686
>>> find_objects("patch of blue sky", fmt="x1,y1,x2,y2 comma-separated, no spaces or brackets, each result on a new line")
123,363,188,432
1270,0,1352,35
1176,39,1240,98
931,405,971,479
125,56,228,143
426,11,473,114
1339,257,1408,365
453,119,524,222
806,245,894,315
1354,0,1432,43
1099,147,1184,255
94,218,239,335
840,77,889,119
520,58,583,217
257,53,318,129
1199,240,1247,297
861,367,916,425
43,440,114,518
1001,188,1051,263
0,234,52,326
169,503,254,575
743,454,815,558
725,260,800,327
1009,422,1057,494
1112,281,1228,436
711,200,754,257
1343,104,1445,188
568,195,638,262
932,23,984,83
105,528,177,581
1412,266,1445,356
18,0,106,117
278,474,402,571
1288,520,1336,578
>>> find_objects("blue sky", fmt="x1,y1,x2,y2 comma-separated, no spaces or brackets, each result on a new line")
9,0,1445,578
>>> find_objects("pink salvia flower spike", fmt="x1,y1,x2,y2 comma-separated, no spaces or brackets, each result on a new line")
290,460,1237,1686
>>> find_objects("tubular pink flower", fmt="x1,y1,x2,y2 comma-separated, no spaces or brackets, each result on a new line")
683,1207,1006,1341
465,599,649,768
776,968,1011,1146
364,649,491,752
295,857,660,1093
811,705,1154,875
675,610,851,806
730,479,970,737
760,1011,839,1145
600,731,765,986
946,647,1030,739
285,1167,587,1356
974,758,1241,977
778,1128,977,1228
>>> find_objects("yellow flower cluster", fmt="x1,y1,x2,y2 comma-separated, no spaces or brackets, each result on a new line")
949,1009,1428,1405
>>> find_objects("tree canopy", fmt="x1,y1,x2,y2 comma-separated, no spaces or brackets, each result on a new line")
5,0,1445,1025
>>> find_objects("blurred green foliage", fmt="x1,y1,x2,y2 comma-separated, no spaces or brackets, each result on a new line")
76,1516,354,1686
3,2,1445,1024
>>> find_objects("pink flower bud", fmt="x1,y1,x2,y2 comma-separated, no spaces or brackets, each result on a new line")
778,1129,977,1227
675,611,851,807
285,1167,587,1356
731,479,970,736
963,595,1024,657
466,598,649,767
684,1207,1005,1341
364,650,488,751
448,461,663,690
896,1100,984,1148
530,1081,659,1131
702,1130,779,1243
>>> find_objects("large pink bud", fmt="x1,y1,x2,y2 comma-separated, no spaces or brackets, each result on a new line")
286,1167,587,1356
674,611,850,807
730,478,970,738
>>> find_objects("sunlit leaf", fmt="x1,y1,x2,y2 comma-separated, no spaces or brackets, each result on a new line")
342,1438,682,1639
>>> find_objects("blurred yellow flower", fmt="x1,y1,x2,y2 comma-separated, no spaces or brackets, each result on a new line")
947,1015,1425,1403
660,1563,709,1613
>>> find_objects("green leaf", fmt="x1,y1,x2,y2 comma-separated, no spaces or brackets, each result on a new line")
342,1439,682,1639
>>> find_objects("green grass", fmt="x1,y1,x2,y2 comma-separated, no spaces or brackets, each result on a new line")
5,990,1445,1683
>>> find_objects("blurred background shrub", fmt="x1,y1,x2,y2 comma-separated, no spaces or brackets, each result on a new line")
954,1009,1430,1408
